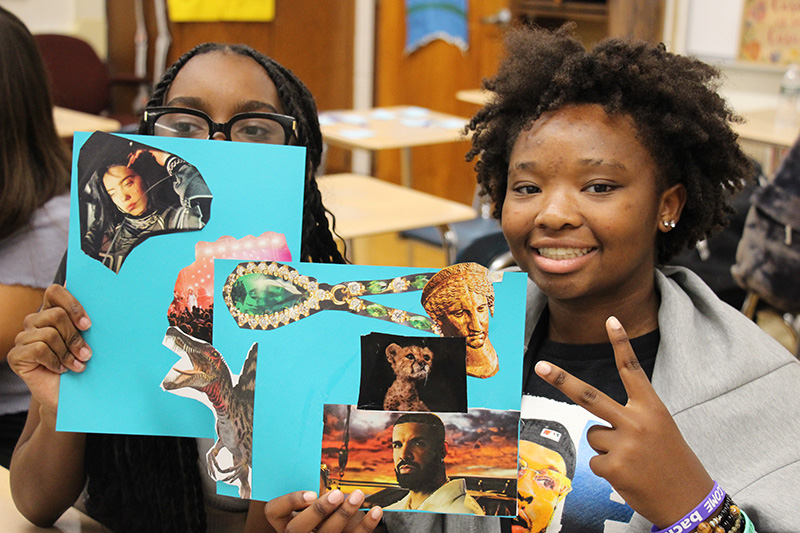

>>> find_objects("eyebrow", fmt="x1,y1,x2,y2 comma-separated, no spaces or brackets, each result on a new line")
511,158,627,172
164,96,281,115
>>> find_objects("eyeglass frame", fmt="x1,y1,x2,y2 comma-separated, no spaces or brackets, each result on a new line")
142,106,297,145
518,461,573,497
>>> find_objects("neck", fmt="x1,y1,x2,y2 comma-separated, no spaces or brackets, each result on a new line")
408,472,448,509
546,275,660,344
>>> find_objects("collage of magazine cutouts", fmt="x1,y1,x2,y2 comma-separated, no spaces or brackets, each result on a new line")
60,132,529,517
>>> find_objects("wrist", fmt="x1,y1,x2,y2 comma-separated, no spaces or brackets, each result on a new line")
651,481,724,533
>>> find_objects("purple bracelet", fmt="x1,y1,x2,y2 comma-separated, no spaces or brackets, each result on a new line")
651,481,726,533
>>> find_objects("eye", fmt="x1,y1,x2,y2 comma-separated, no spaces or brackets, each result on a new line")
423,354,430,361
585,183,616,194
232,118,284,144
406,354,414,360
512,184,540,195
155,114,207,138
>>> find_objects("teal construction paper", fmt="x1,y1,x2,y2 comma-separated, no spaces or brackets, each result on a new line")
210,260,527,501
57,132,305,436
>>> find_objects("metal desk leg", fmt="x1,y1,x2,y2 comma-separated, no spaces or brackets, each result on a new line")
437,224,458,265
400,147,413,188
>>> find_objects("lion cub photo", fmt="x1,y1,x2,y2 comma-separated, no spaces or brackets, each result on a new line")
383,343,432,412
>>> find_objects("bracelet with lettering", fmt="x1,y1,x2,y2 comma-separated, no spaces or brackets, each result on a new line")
651,481,725,533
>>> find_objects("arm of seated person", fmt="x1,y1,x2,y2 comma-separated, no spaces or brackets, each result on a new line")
0,284,45,362
10,396,87,526
8,285,92,526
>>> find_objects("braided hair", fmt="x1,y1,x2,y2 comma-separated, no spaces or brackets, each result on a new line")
140,42,345,264
85,43,345,532
467,24,753,264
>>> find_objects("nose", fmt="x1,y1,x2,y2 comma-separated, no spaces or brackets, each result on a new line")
400,443,413,460
467,312,481,331
210,131,230,141
535,189,581,229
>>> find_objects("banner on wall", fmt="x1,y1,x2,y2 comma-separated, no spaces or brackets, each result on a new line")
405,0,469,54
739,0,800,65
167,0,275,22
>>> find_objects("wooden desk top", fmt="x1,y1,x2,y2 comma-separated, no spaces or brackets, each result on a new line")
54,106,122,139
0,467,107,532
319,106,470,151
733,108,800,149
318,173,476,240
455,89,492,106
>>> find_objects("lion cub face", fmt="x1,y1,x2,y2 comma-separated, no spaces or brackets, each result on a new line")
385,343,432,381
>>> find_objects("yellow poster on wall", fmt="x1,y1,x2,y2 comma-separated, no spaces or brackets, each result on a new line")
167,0,275,22
739,0,800,65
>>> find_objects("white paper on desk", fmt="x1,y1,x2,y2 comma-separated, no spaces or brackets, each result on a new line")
370,109,397,120
434,118,467,129
400,106,430,117
400,118,431,128
338,128,375,139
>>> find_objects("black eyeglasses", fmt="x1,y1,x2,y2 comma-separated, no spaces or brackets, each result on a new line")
143,106,296,145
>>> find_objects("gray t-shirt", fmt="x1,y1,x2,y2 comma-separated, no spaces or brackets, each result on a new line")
0,193,69,415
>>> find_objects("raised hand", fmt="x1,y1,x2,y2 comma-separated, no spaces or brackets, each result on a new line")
265,489,383,533
128,148,170,167
534,316,713,529
7,284,92,415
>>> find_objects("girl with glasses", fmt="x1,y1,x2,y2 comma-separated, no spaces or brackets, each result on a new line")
8,43,353,532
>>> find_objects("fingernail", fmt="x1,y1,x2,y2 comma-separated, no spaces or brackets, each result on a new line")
328,490,343,504
302,491,317,502
369,507,383,519
73,360,85,371
535,361,552,376
78,347,92,362
348,489,364,505
78,317,91,330
607,316,622,330
59,364,67,374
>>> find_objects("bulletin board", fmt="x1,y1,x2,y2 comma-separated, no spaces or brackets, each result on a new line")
739,0,800,65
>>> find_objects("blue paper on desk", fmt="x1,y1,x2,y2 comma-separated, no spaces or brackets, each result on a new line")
57,131,305,437
208,260,527,502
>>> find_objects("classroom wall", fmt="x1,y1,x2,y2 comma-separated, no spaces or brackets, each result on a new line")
670,0,784,112
0,0,106,57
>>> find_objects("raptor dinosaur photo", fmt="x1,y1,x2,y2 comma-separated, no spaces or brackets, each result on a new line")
162,325,257,498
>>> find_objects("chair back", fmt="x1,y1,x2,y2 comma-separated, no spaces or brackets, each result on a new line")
34,34,111,115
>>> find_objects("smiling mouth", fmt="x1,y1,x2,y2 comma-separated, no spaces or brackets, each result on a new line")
536,247,593,260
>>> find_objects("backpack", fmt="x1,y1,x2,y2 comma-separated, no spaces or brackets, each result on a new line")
732,136,800,313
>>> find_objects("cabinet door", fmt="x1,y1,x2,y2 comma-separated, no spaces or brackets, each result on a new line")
374,0,508,204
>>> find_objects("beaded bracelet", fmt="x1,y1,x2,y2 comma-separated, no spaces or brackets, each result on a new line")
741,510,755,533
651,482,726,533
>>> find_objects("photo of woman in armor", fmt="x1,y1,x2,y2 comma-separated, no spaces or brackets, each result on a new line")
78,132,212,273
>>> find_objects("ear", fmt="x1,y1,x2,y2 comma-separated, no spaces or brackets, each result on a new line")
386,343,400,363
441,441,449,461
657,183,687,233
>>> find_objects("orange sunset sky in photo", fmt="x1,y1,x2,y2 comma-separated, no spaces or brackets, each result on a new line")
320,405,519,495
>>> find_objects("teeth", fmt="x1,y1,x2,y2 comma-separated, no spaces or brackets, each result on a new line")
537,247,592,260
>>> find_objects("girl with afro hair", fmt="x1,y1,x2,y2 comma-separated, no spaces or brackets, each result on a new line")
266,23,800,533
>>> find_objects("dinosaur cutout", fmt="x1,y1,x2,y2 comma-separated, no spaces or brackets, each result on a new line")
161,326,257,498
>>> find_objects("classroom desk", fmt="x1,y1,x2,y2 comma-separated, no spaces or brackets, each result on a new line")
318,173,476,261
455,89,492,106
53,106,122,139
1,466,107,532
318,106,470,188
733,108,800,174
733,108,799,149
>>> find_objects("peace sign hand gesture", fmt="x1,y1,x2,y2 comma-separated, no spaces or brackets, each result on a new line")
534,316,713,530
